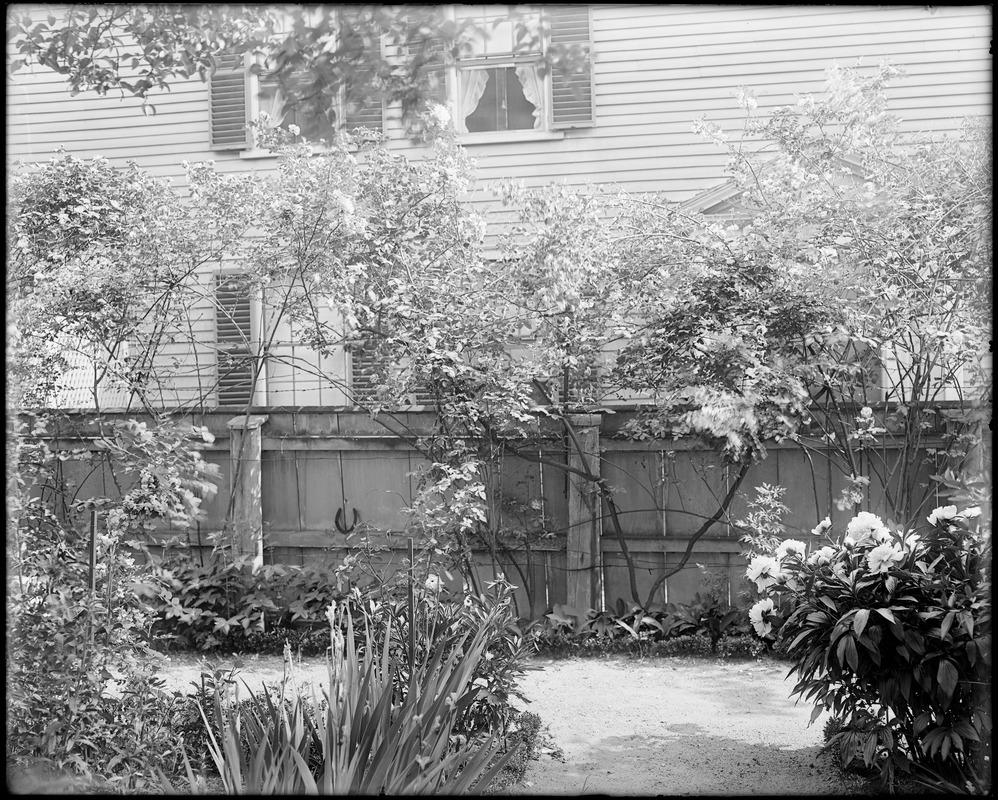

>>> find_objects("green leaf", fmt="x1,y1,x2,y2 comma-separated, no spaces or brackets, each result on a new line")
874,607,897,624
936,659,959,708
939,609,956,640
852,608,870,638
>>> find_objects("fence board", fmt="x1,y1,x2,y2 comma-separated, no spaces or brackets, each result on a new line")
601,450,663,536
664,451,729,536
340,450,412,531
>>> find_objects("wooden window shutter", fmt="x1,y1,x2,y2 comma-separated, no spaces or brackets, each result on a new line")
548,5,595,129
340,11,385,133
215,276,255,407
349,339,383,404
208,54,250,150
349,339,435,407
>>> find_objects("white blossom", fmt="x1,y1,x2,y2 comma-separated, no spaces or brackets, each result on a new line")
844,511,886,547
775,539,807,561
807,545,837,566
866,542,905,574
746,554,781,592
749,598,775,637
926,505,959,526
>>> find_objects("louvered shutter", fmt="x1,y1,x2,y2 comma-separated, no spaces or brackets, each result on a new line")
549,5,595,129
349,339,383,403
208,54,250,150
340,10,385,132
215,276,255,407
350,339,434,407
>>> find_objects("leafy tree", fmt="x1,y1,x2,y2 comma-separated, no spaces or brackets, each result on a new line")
681,62,992,525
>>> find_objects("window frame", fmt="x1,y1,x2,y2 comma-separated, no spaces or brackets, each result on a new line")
444,5,564,144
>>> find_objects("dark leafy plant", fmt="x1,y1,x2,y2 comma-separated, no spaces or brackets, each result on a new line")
666,593,743,650
749,503,991,793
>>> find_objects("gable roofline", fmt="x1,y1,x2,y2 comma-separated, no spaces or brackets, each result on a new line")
680,153,868,216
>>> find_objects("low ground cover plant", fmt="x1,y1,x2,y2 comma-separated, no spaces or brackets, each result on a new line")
746,501,991,793
528,590,762,660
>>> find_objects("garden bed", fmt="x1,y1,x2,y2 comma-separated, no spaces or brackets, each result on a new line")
150,651,893,796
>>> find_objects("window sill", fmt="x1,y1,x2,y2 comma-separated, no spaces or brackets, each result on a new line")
239,148,279,160
457,130,565,146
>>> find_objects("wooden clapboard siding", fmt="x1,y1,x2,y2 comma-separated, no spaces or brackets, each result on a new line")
7,4,990,409
431,3,989,211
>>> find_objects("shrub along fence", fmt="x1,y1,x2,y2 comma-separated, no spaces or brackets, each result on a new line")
26,407,953,620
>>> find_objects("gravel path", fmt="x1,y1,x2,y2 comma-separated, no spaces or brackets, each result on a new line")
153,652,875,796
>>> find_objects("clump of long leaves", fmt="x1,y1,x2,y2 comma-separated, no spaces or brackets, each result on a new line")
171,600,520,794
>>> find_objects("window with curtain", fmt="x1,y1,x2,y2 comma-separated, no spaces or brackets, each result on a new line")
257,72,337,141
454,5,545,134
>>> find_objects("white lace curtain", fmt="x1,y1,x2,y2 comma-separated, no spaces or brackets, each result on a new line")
457,66,543,133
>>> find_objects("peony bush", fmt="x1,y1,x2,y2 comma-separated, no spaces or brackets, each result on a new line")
747,505,991,792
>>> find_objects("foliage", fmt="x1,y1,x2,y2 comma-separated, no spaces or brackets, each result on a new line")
482,711,544,795
168,600,521,794
6,415,217,790
529,597,754,659
736,483,792,558
8,5,587,122
360,576,535,737
142,545,532,736
7,147,257,412
747,501,991,792
143,553,338,651
695,63,991,525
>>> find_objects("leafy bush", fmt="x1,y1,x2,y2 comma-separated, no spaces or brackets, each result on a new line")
529,594,751,658
8,500,187,790
747,503,991,793
168,601,521,794
141,551,362,652
7,415,220,791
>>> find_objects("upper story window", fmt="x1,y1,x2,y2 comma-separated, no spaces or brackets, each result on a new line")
207,10,383,152
450,4,594,139
257,71,337,142
207,5,592,151
452,6,544,135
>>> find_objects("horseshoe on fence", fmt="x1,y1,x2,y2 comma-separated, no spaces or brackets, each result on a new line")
335,506,360,533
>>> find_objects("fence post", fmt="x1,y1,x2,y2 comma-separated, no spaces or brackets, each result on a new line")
566,413,603,612
226,414,269,570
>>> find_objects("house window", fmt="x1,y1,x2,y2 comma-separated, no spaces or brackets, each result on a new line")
257,72,337,142
452,5,546,135
208,12,384,152
447,4,595,137
460,64,543,133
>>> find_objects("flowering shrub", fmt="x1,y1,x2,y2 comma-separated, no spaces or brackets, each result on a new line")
747,505,991,792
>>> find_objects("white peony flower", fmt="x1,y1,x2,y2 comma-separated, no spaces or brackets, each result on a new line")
811,517,832,537
749,598,776,638
859,406,874,420
776,539,807,561
807,545,837,566
866,542,905,574
960,506,982,519
424,574,441,592
927,505,959,526
872,526,893,545
845,511,886,547
288,123,301,136
746,555,782,592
